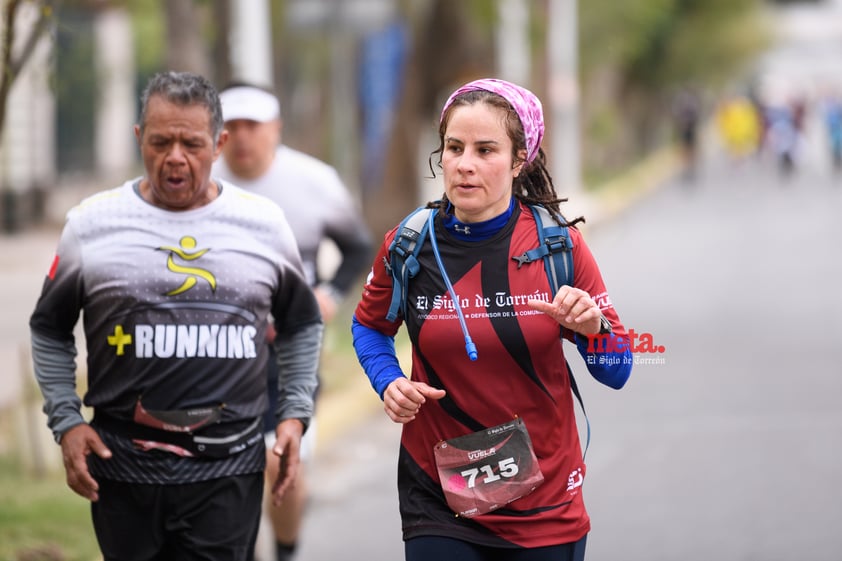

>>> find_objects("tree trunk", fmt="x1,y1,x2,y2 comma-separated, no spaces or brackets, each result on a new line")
210,0,231,87
367,0,493,238
164,0,210,77
0,0,54,150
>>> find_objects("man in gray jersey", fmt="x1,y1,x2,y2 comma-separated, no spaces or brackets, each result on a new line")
29,71,323,561
214,83,372,561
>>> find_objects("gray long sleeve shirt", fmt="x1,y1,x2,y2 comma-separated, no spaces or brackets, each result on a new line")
29,179,322,483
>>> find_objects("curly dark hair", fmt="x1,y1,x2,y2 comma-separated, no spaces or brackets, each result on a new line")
427,88,584,227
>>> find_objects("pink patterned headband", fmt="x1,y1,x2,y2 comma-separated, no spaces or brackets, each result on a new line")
440,78,545,163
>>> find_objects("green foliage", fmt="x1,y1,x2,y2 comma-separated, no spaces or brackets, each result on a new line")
580,0,674,71
466,0,498,29
577,0,771,177
125,0,165,76
0,456,99,561
580,0,771,90
53,6,96,172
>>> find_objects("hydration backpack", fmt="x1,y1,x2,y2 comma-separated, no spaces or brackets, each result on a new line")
385,203,574,322
382,202,591,456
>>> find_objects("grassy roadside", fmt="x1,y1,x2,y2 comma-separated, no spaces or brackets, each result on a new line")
0,454,99,561
0,352,99,561
0,311,384,561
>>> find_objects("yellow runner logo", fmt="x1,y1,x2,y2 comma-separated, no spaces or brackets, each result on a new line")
159,236,217,295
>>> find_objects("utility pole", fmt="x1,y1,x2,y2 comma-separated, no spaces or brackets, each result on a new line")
94,7,135,184
547,0,582,195
329,0,358,189
496,0,531,86
229,0,273,86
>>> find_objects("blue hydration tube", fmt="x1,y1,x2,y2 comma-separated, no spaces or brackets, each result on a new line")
427,209,478,361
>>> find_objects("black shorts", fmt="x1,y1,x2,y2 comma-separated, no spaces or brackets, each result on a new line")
405,534,587,561
91,473,263,561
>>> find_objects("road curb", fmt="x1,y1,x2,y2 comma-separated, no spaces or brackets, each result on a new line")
589,145,682,228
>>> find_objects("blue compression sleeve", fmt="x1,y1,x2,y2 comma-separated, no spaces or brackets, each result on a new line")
351,315,405,399
575,333,632,389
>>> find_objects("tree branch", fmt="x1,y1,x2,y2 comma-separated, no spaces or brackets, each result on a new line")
0,0,23,146
9,1,56,77
0,0,56,151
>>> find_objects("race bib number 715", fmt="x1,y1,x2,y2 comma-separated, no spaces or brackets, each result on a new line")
433,417,544,518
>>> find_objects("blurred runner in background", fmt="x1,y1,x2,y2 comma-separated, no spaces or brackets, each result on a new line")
213,83,373,561
716,94,762,163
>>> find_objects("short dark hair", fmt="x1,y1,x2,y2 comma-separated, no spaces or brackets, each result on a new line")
137,71,224,142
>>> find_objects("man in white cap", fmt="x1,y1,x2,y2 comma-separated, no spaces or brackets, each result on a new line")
213,83,373,561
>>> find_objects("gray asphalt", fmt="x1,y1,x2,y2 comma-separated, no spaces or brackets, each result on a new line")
296,144,842,561
294,7,842,554
581,149,842,560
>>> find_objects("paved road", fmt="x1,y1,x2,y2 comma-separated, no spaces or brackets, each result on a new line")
294,3,842,559
296,147,842,561
582,151,842,561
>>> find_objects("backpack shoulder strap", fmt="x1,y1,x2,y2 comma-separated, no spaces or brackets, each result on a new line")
514,205,588,458
385,206,435,321
566,359,591,460
512,204,575,293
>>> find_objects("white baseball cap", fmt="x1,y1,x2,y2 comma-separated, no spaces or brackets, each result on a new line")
219,86,281,123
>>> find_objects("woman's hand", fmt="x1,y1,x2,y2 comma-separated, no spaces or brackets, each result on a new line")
383,378,446,424
528,285,602,336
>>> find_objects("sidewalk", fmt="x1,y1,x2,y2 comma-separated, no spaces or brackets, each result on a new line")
0,223,65,470
0,225,62,408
